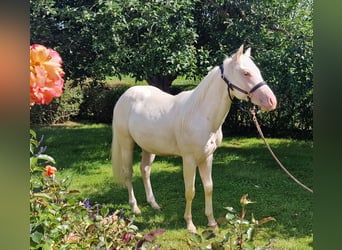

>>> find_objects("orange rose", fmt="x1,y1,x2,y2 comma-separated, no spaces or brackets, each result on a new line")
44,165,57,176
30,44,65,106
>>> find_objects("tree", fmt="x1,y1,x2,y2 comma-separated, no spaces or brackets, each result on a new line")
30,0,313,135
30,0,120,83
109,0,199,92
30,0,200,92
191,0,313,134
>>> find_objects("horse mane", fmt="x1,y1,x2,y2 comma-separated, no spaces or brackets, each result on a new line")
181,66,220,114
195,66,220,97
188,56,234,108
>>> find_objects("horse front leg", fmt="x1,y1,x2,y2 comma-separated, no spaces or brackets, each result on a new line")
198,154,218,229
140,150,160,210
182,156,197,233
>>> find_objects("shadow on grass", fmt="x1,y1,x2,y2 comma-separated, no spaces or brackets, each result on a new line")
35,125,313,243
88,142,312,240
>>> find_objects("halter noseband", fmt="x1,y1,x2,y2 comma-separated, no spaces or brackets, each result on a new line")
219,64,268,102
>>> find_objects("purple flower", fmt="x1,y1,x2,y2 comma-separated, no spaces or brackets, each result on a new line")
84,199,91,209
37,145,47,154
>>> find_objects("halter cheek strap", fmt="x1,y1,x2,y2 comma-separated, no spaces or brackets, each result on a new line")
219,64,268,102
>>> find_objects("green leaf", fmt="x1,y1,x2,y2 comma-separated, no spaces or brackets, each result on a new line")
189,232,202,244
95,215,103,221
129,224,139,231
246,227,255,241
36,154,56,163
30,157,38,170
241,219,250,225
258,216,276,225
57,224,69,233
30,129,37,139
202,229,216,240
243,240,256,250
33,192,53,200
31,231,43,244
225,212,235,222
223,206,236,213
223,232,233,243
100,206,109,217
216,216,227,225
211,241,224,250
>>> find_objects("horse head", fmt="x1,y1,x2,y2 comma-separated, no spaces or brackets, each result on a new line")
224,45,277,111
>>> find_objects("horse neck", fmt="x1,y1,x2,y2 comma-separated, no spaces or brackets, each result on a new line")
187,66,232,132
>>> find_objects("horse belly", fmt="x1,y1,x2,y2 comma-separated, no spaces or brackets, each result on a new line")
128,108,180,156
129,123,179,156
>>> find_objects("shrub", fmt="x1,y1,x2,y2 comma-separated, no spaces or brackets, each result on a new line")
30,81,83,125
30,129,165,249
77,82,130,123
188,194,276,250
29,44,165,249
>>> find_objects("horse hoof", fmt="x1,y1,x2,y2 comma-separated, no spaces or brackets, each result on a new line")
208,222,219,230
132,206,141,214
148,200,161,211
187,224,197,233
152,204,161,211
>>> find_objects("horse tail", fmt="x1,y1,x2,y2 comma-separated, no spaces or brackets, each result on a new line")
111,124,126,187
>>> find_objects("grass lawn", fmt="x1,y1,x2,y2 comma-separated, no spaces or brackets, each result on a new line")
34,123,313,249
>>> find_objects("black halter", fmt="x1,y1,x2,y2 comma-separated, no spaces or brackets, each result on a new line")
219,64,268,102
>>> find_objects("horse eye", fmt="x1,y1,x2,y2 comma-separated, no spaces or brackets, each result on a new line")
243,71,250,76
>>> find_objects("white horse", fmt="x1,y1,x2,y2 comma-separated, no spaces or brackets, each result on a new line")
111,45,277,233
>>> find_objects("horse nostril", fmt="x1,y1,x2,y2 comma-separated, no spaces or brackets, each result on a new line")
269,97,277,109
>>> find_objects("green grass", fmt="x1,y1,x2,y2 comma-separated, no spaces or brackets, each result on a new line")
34,123,313,249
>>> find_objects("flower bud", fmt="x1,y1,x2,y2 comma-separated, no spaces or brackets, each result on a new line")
44,165,57,177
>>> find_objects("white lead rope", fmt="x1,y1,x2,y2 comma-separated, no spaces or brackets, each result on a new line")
250,107,313,194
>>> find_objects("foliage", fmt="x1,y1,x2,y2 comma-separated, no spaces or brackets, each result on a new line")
35,124,313,249
77,82,130,123
30,0,120,83
187,194,275,250
30,81,83,124
30,129,165,249
192,0,313,136
109,0,200,91
30,0,313,134
29,42,81,125
29,43,166,249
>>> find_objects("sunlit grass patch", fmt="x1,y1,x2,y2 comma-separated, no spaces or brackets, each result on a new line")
35,123,313,249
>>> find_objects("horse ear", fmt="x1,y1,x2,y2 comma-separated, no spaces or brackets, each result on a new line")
245,47,251,57
233,44,244,62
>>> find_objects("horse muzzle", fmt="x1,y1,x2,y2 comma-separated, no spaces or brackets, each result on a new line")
260,94,277,111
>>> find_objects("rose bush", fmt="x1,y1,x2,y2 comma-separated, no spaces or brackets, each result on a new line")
43,165,57,177
30,44,65,106
29,45,166,249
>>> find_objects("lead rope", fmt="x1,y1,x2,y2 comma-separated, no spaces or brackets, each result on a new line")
250,106,313,193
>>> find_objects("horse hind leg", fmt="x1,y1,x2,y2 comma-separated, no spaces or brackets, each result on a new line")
117,136,141,214
140,150,161,210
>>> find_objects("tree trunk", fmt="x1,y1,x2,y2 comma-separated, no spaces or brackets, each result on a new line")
146,75,177,93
